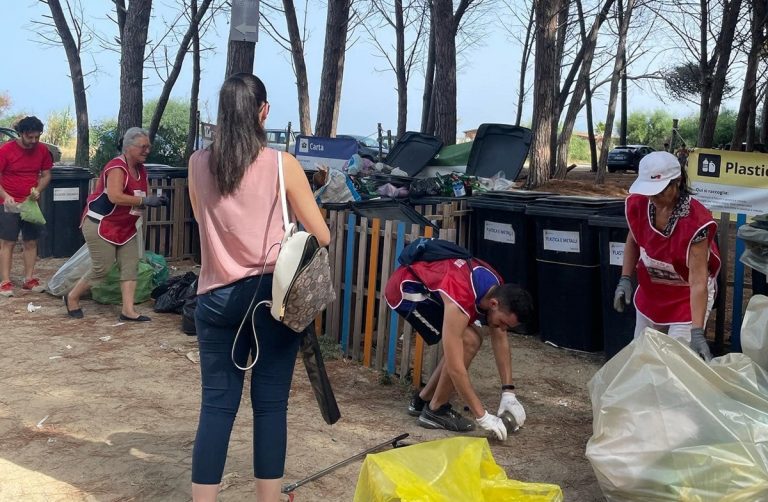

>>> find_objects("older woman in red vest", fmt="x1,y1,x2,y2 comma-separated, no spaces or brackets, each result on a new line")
614,151,721,361
64,127,167,321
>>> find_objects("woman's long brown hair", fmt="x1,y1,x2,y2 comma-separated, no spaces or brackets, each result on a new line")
209,73,268,195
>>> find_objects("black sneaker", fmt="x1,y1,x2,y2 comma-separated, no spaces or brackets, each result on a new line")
418,403,475,432
408,391,427,417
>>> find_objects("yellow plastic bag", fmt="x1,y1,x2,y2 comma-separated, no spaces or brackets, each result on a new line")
353,437,563,502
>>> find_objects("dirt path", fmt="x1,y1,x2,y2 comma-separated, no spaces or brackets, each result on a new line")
0,258,606,501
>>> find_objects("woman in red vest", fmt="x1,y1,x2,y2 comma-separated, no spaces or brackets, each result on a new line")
64,127,167,320
614,151,721,361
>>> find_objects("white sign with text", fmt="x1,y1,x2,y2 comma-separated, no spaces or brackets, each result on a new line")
484,221,515,244
543,229,580,253
53,187,79,202
609,241,624,266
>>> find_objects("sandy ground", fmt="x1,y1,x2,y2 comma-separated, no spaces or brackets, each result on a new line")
0,257,607,501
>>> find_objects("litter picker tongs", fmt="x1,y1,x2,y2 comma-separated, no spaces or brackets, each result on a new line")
281,433,410,499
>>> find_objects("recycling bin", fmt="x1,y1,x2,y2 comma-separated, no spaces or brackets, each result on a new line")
526,196,624,352
589,214,636,359
468,191,553,334
38,166,94,258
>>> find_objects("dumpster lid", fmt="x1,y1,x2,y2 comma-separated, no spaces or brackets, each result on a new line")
588,214,629,228
384,132,444,177
50,165,94,178
465,124,532,180
351,199,437,228
367,173,415,187
532,195,625,207
478,189,554,200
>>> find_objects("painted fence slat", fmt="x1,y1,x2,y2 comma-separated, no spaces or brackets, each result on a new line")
388,222,406,375
363,218,382,367
375,220,394,370
331,210,345,339
352,217,368,359
730,213,747,351
340,212,357,351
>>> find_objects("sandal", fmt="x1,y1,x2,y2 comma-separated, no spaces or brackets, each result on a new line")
63,295,84,319
119,314,152,322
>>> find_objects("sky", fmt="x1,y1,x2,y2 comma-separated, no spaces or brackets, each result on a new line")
0,1,717,142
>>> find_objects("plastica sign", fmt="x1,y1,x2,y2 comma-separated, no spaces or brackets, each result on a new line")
295,136,359,171
688,148,768,216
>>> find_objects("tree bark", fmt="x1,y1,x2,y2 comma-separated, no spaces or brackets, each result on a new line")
760,85,768,144
117,0,152,138
395,0,407,137
699,0,743,147
554,0,613,178
46,0,90,168
185,0,201,161
731,0,764,149
550,1,569,174
516,1,536,127
596,0,634,184
432,0,457,145
315,0,351,137
283,0,312,135
528,0,564,188
421,0,436,134
148,0,213,144
225,40,255,77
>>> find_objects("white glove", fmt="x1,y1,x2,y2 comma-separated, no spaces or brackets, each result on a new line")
498,391,526,427
3,197,20,213
476,411,507,441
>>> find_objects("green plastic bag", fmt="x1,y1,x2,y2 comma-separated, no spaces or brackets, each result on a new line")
91,259,155,305
144,251,169,287
354,437,563,501
19,198,46,225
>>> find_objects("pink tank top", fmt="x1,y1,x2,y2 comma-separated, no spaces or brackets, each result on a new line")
190,148,288,294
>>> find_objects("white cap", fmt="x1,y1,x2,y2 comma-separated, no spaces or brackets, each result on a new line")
628,151,682,196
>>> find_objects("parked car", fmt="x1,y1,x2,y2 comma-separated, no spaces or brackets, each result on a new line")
266,128,296,152
606,144,654,173
0,126,63,163
336,134,389,161
721,142,768,153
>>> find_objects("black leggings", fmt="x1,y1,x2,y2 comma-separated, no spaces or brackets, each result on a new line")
192,275,301,484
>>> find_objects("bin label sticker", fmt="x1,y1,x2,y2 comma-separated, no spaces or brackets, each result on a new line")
484,221,515,244
609,242,624,266
53,187,79,202
543,229,580,253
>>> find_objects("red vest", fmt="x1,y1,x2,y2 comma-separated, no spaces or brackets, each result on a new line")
626,194,721,324
82,157,147,245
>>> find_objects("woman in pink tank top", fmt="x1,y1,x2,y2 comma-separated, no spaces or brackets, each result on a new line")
188,73,329,502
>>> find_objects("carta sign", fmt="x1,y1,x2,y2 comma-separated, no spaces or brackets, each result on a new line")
295,135,358,171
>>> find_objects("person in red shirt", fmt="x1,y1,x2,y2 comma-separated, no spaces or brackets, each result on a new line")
614,151,721,361
385,252,534,440
0,116,53,296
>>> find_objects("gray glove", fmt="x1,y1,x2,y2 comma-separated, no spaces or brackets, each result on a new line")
613,276,633,312
689,327,712,362
142,195,168,207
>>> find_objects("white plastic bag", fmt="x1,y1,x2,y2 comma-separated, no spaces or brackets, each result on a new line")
586,329,768,501
314,167,361,204
742,294,768,371
47,244,91,296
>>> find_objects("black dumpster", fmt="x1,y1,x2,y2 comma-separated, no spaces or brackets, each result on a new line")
145,164,188,180
37,166,94,258
468,190,553,334
526,196,624,352
589,214,636,359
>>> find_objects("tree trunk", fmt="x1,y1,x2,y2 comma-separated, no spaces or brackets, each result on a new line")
528,0,563,188
761,85,768,144
619,44,628,145
225,40,255,77
117,0,152,138
596,0,634,184
555,0,612,178
585,77,598,172
516,1,536,127
421,1,436,134
315,0,351,137
185,0,201,161
46,0,90,168
395,0,407,137
283,0,312,135
731,0,764,149
699,0,743,147
148,0,213,144
550,1,569,174
432,0,457,145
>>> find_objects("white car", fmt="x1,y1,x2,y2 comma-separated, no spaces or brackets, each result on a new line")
266,129,296,152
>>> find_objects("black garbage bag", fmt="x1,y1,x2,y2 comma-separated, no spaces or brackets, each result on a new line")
181,280,198,336
152,271,198,313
